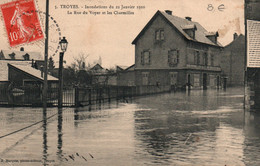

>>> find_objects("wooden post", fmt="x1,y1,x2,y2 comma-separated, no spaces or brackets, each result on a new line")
99,88,102,104
74,86,79,108
116,86,119,101
88,88,91,106
108,86,111,103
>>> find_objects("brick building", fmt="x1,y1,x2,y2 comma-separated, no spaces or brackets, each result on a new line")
131,10,223,90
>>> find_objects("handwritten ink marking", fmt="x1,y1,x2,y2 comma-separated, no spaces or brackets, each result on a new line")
207,4,214,11
218,4,225,11
207,4,225,12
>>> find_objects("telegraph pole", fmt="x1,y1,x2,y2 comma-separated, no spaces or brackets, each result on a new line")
43,0,49,109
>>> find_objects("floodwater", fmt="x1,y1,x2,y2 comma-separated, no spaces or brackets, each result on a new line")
0,87,260,166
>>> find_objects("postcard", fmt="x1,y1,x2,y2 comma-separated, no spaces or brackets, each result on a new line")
1,0,258,166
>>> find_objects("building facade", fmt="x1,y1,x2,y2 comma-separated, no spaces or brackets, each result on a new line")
221,33,245,86
132,10,222,90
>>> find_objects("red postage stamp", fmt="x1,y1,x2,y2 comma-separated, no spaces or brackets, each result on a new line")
0,0,44,47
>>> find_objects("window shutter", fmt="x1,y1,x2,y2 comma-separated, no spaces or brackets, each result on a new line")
160,30,165,40
197,52,200,65
155,31,160,40
141,52,144,65
168,51,170,63
177,50,180,63
148,51,151,64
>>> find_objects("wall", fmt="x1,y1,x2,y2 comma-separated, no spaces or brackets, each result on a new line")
245,0,260,110
221,35,245,86
135,14,187,70
117,71,135,86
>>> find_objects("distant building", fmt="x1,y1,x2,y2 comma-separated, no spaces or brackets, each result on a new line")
89,63,106,74
89,63,117,85
221,33,245,86
0,48,57,88
131,10,223,90
117,64,135,86
8,64,58,88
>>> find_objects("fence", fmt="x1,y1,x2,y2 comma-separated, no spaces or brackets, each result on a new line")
0,85,171,107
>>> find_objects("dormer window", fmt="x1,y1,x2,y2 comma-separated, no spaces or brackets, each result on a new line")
206,32,219,44
155,29,164,41
182,24,197,39
9,52,15,60
23,53,30,60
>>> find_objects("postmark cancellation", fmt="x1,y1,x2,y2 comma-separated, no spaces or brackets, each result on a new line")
0,0,44,47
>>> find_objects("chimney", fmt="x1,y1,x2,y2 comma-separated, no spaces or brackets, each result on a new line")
233,33,238,40
185,17,192,21
40,65,44,78
20,47,24,51
31,59,34,67
165,10,172,15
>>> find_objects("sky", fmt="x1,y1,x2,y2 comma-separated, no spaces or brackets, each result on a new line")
0,0,244,68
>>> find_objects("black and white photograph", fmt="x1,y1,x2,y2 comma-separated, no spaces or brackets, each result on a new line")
0,0,259,165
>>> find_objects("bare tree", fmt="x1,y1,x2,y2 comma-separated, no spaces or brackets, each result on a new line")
71,52,89,71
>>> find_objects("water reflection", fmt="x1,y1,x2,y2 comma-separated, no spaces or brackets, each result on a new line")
133,88,245,165
42,108,48,166
74,108,79,127
243,111,260,165
3,88,260,165
57,108,63,162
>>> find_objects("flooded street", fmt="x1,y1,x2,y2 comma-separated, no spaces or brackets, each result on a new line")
0,87,260,165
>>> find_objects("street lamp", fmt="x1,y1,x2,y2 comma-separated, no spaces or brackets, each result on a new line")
58,37,68,108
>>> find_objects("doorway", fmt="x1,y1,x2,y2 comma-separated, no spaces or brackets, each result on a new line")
203,73,207,90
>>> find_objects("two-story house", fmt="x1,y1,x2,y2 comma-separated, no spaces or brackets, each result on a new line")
132,10,223,90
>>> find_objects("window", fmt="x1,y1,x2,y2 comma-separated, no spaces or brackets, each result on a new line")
210,54,214,66
9,52,15,60
194,51,200,65
169,72,178,85
203,53,208,66
194,74,200,87
142,72,149,85
141,51,151,65
23,53,30,60
155,29,164,41
168,49,179,67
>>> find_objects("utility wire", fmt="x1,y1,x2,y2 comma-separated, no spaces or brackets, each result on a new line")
0,112,57,139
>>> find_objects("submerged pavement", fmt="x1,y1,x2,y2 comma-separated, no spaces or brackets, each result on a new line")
0,87,260,166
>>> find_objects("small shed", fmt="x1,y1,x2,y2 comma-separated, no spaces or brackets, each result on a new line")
8,64,58,88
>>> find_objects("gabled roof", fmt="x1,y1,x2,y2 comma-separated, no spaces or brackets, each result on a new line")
181,24,197,30
205,31,219,37
90,63,104,70
8,64,58,81
132,10,222,47
116,65,129,71
125,64,135,71
0,50,43,60
0,61,31,81
224,34,245,48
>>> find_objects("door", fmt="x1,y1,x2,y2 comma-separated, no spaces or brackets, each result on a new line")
142,72,149,85
187,74,191,90
203,73,207,90
170,72,177,85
